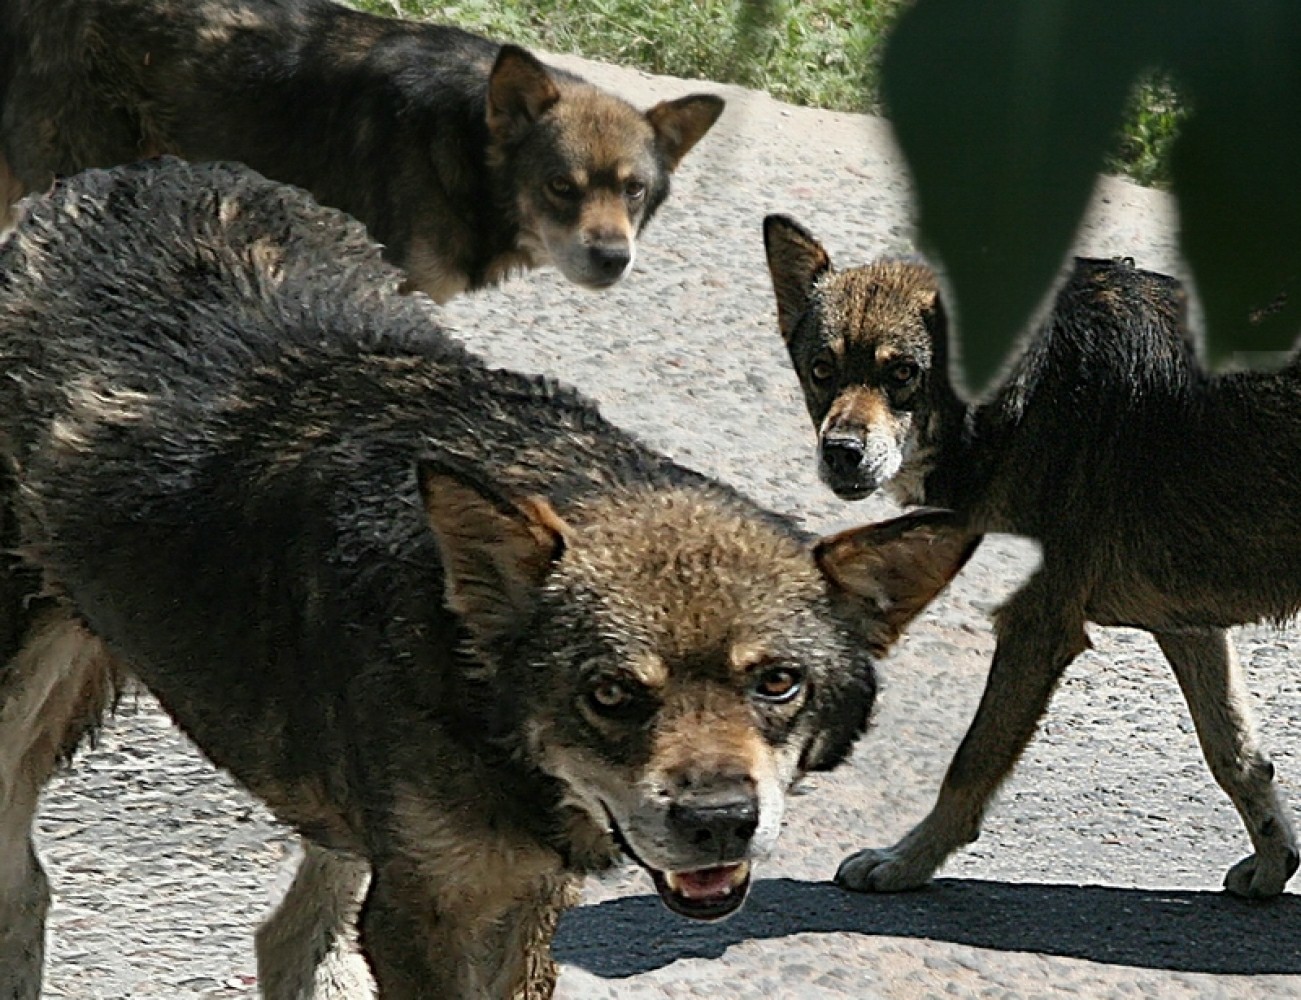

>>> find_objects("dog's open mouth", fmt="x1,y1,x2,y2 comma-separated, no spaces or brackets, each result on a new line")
648,862,752,920
605,808,754,921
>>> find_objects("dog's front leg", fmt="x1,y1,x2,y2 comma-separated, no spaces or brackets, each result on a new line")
1154,627,1300,898
358,861,576,1000
255,839,374,999
837,571,1089,892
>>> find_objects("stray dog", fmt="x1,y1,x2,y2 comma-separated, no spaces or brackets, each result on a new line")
764,213,1301,899
0,0,724,300
0,160,972,1000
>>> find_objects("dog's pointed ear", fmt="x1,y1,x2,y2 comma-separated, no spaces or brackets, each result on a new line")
646,94,725,170
487,45,561,137
418,455,568,642
814,509,978,656
764,214,832,343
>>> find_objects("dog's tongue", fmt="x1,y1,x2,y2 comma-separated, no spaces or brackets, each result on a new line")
673,864,743,900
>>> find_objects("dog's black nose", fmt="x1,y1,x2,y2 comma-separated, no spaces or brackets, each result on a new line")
669,793,760,856
820,436,866,480
589,243,632,280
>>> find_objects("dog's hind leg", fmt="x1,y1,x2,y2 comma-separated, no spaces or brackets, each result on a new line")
255,840,374,999
1155,627,1299,898
837,572,1088,892
0,607,120,999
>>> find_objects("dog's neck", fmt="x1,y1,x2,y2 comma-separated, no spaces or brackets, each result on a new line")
885,374,980,514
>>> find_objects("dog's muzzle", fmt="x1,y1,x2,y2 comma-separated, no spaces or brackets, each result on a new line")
818,434,880,500
584,242,633,286
606,791,759,921
549,235,635,289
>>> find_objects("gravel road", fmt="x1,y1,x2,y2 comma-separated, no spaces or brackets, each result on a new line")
31,51,1301,1000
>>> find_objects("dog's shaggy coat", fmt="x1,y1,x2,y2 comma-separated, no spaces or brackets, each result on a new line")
0,163,969,999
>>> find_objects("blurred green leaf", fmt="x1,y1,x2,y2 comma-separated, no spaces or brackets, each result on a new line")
883,0,1301,394
881,0,1143,394
1166,5,1301,364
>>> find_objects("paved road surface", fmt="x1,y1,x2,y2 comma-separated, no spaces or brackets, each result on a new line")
30,51,1301,1000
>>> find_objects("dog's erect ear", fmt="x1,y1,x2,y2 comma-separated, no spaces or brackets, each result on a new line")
814,509,978,656
418,456,568,642
646,94,725,170
487,45,562,137
763,214,832,343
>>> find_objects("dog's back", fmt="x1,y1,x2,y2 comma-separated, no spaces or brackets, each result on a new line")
0,0,492,194
975,259,1301,626
0,158,666,779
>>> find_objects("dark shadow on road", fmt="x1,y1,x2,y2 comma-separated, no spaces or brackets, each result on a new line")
554,877,1301,978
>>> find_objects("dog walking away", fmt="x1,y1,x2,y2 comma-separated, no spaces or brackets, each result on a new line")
0,160,971,1000
0,0,724,301
764,214,1301,900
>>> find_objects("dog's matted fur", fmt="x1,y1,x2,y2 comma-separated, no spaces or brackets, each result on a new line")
0,0,724,300
764,214,1301,900
0,161,972,999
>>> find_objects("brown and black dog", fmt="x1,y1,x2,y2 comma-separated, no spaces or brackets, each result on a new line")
0,160,973,999
0,0,724,300
765,213,1301,900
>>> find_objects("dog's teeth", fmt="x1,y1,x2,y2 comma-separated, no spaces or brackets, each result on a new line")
664,863,749,900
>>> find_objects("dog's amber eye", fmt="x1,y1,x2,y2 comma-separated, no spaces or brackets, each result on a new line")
547,176,577,199
589,678,634,713
753,666,803,704
888,360,920,385
810,355,835,384
624,179,646,201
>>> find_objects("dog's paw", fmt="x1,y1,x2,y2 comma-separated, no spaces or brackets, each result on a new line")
835,847,934,893
1223,846,1301,899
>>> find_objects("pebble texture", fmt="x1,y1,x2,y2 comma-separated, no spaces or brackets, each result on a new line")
30,51,1301,1000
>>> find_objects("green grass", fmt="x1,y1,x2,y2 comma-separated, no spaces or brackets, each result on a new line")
1106,76,1188,188
355,0,905,113
354,0,1179,186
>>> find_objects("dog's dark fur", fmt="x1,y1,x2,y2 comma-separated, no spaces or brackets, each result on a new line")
764,214,1301,900
0,0,723,300
0,161,971,1000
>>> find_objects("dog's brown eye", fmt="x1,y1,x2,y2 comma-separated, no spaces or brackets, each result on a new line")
589,678,634,713
753,666,803,704
811,355,835,384
624,179,646,201
547,176,576,199
888,360,919,385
